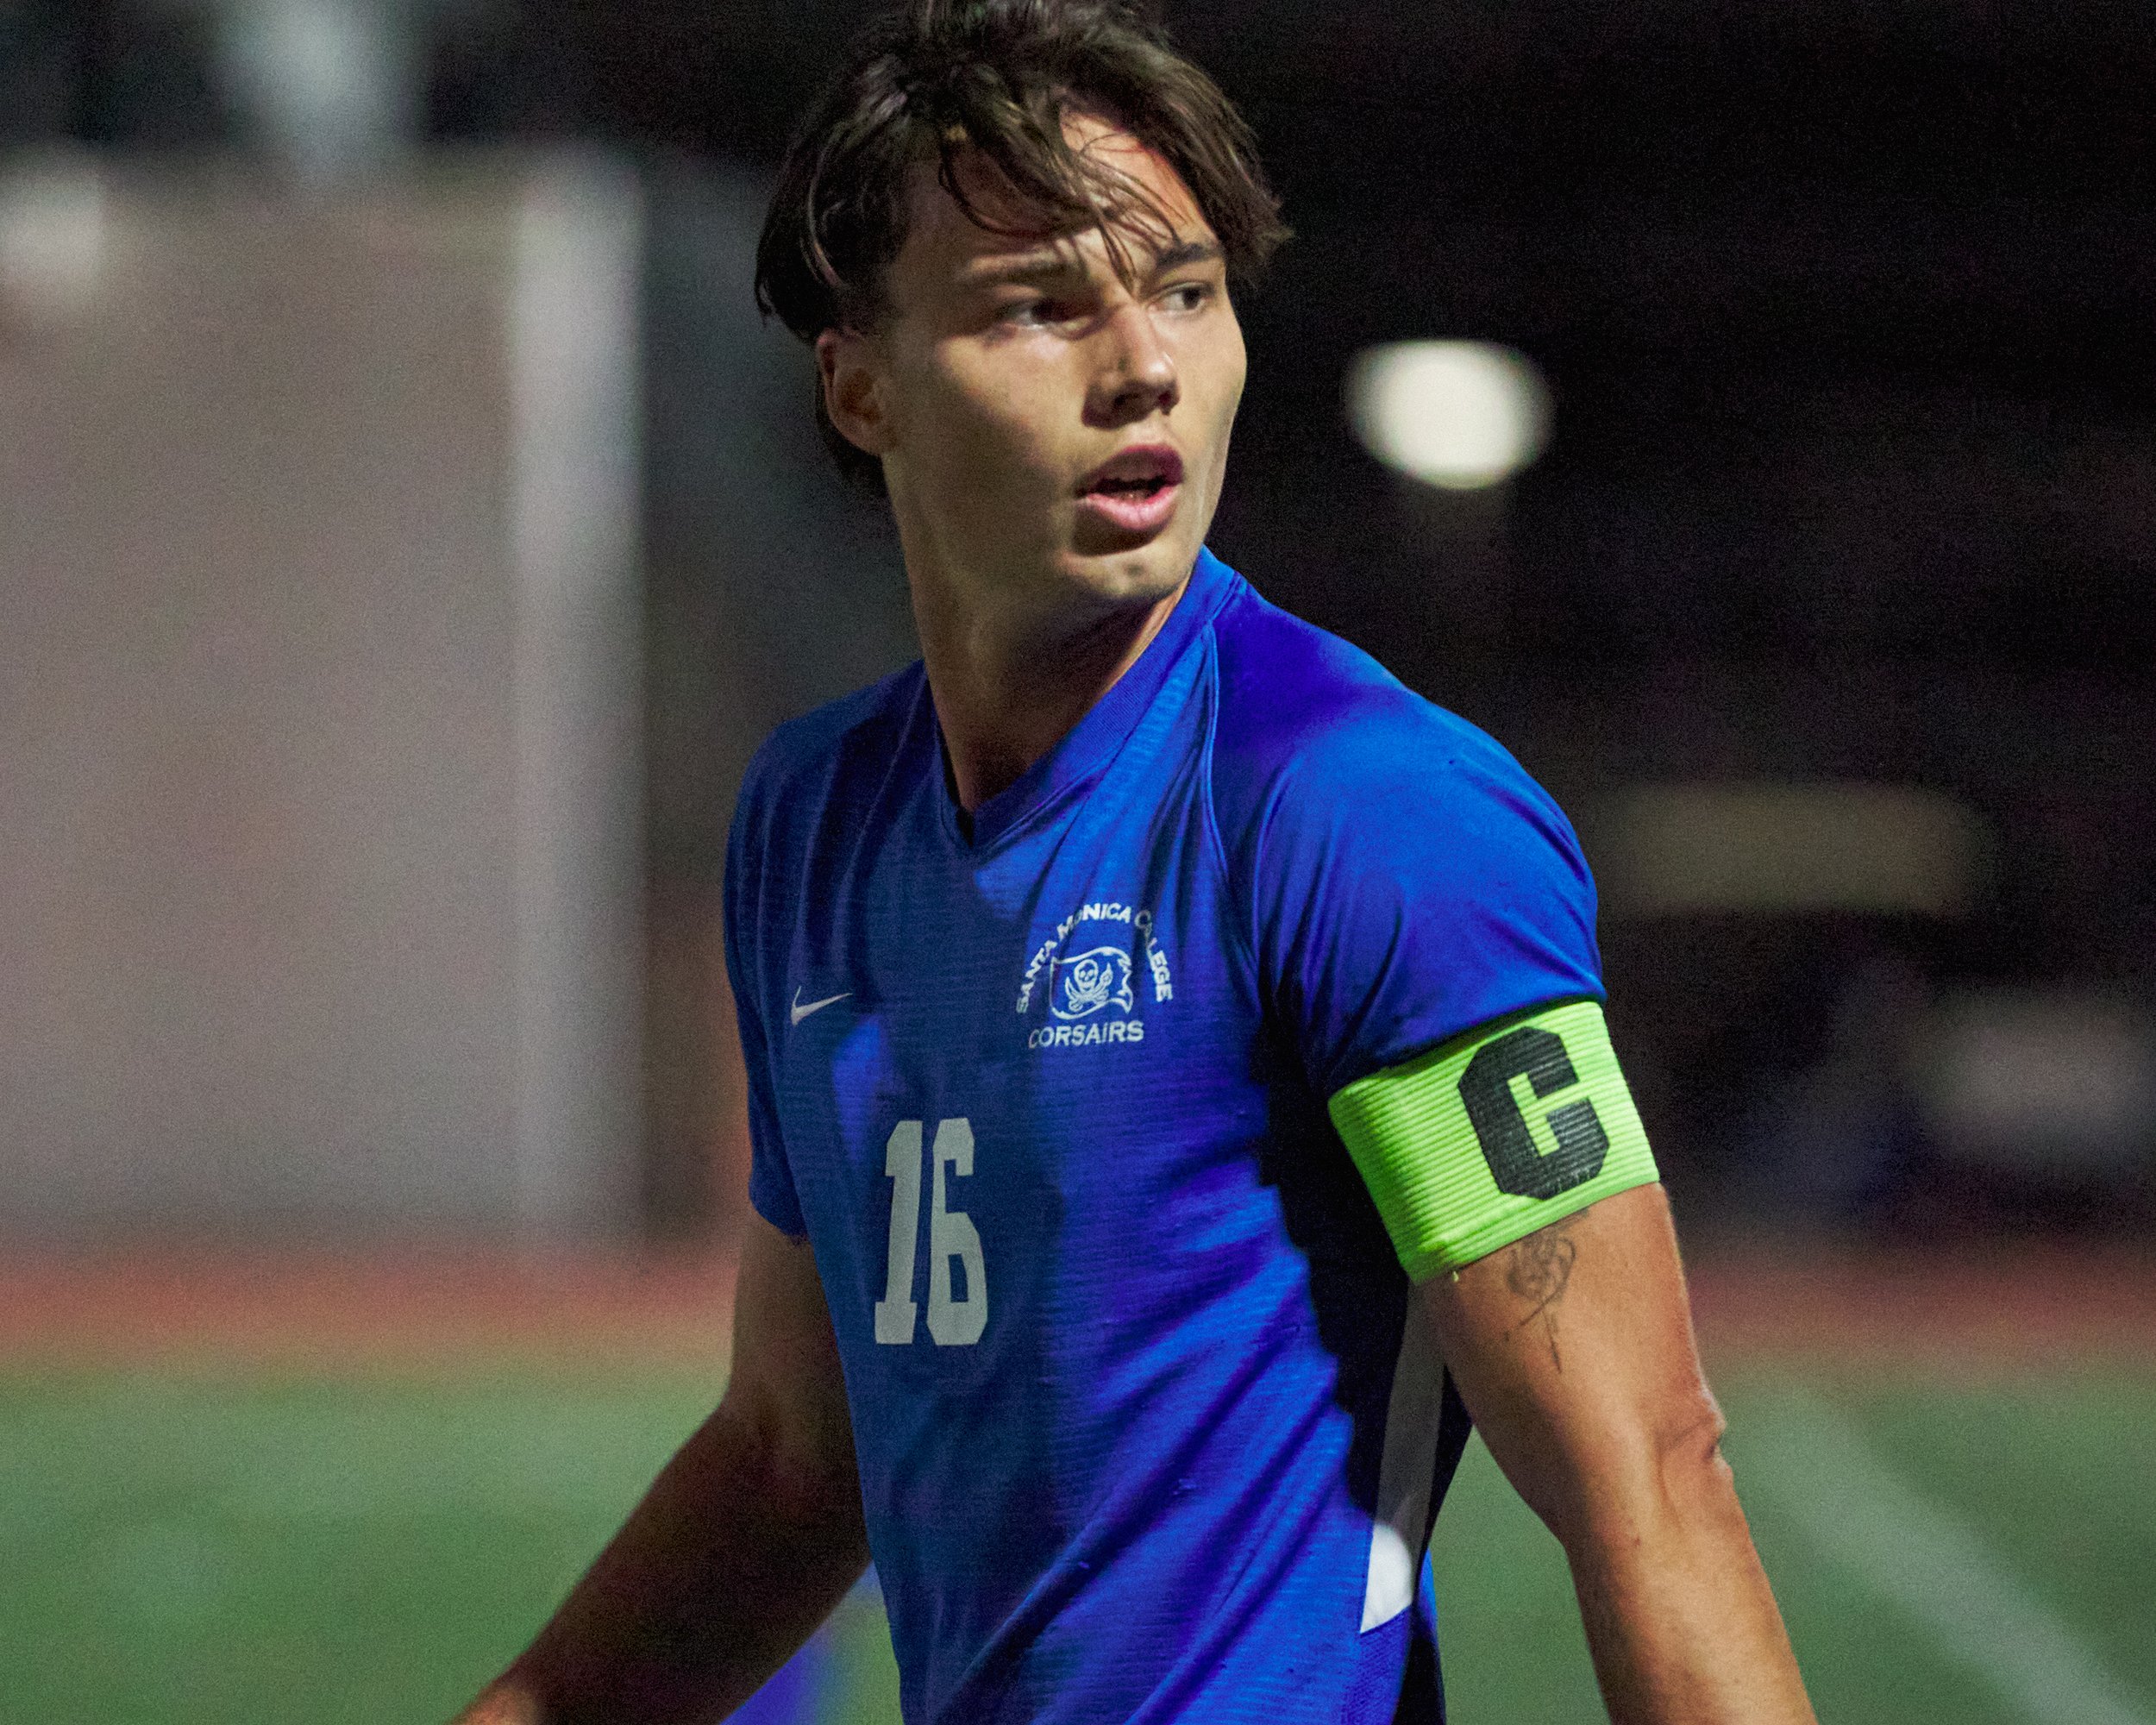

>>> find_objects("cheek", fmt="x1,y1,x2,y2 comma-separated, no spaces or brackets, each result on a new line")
912,346,1064,482
1188,324,1248,449
1214,323,1249,413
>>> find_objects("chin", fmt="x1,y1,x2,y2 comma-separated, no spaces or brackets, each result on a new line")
1057,542,1183,608
1066,518,1201,590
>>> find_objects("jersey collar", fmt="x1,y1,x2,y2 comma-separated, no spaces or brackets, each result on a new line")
933,544,1237,855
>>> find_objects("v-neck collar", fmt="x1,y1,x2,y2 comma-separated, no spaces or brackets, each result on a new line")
931,546,1234,856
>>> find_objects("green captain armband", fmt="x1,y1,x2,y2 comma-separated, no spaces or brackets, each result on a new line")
1328,999,1659,1282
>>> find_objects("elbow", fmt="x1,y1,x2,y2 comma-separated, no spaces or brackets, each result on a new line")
1656,1392,1736,1515
732,1385,860,1536
770,1442,861,1533
1559,1389,1739,1561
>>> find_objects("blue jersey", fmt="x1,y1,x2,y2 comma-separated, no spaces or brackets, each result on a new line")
724,547,1604,1724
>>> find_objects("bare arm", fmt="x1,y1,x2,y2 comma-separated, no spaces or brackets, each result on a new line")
454,1214,869,1725
1419,1182,1815,1724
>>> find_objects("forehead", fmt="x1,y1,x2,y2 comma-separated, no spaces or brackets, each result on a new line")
893,112,1214,288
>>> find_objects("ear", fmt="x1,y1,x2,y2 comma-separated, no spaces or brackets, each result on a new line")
817,327,893,457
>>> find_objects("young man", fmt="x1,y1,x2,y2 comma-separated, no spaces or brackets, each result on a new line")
460,2,1818,1721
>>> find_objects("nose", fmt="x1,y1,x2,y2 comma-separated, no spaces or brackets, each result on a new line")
1087,300,1178,426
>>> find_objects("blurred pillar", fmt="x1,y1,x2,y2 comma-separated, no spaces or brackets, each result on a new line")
636,158,916,1239
0,154,643,1242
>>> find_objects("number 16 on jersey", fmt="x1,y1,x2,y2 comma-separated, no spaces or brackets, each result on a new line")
873,1118,988,1346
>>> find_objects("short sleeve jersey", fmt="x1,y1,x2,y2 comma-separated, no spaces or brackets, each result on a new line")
724,547,1633,1725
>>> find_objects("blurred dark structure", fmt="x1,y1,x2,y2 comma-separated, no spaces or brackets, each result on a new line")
11,0,2153,1241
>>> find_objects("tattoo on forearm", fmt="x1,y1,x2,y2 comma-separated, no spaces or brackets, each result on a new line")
1502,1221,1578,1372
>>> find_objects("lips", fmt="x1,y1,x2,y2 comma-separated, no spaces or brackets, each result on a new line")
1075,444,1185,538
1076,443,1186,497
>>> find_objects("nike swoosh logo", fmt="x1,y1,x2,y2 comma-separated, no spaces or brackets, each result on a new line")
790,988,852,1026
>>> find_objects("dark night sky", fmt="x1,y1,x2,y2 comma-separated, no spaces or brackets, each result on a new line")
414,2,2156,659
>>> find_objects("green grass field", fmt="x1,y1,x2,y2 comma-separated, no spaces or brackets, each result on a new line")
3,1364,2150,1724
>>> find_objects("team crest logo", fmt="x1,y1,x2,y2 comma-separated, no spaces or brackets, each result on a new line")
1050,947,1135,1019
1016,899,1174,1050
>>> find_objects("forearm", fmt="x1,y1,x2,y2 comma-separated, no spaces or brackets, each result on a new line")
1563,1444,1814,1725
1415,1189,1815,1725
459,1396,869,1725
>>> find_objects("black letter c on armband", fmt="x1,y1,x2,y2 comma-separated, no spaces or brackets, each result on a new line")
1459,1026,1610,1200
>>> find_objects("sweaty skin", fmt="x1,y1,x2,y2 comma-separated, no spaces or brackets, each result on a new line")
1426,1189,1814,1724
453,114,1816,1725
818,110,1246,812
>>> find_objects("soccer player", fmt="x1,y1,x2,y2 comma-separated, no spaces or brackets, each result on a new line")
458,2,1818,1721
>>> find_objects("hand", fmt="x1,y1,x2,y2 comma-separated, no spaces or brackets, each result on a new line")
448,1680,546,1725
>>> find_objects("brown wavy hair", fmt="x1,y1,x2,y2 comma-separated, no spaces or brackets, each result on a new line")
755,0,1292,498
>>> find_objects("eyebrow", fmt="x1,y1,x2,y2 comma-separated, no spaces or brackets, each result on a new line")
965,235,1225,288
1150,238,1225,274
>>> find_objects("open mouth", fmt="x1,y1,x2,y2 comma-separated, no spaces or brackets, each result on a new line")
1086,475,1174,499
1076,443,1187,500
1075,444,1185,536
1075,470,1181,538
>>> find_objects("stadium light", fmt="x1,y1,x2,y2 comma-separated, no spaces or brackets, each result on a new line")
0,154,108,329
1345,340,1552,491
216,0,419,179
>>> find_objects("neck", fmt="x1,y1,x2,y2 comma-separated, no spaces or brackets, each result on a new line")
911,564,1192,814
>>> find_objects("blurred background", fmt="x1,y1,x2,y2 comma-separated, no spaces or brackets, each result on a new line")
3,2,2152,1722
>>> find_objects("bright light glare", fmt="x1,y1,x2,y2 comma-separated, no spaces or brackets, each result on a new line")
220,0,413,177
1345,341,1552,491
0,154,108,323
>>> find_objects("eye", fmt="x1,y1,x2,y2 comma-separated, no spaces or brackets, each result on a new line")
1002,296,1064,326
1161,281,1214,313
